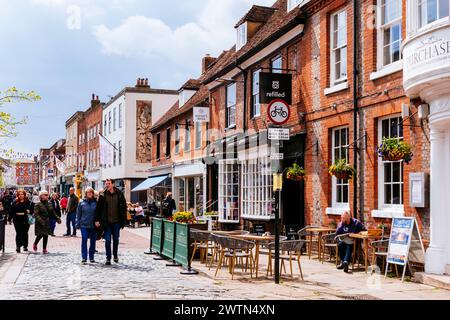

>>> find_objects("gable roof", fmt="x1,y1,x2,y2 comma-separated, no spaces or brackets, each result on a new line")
235,5,277,27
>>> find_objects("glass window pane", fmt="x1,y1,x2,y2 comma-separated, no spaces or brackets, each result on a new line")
392,162,401,182
340,47,347,78
392,183,401,204
428,0,438,24
385,163,392,182
439,0,450,18
382,119,390,137
343,185,349,203
385,184,392,204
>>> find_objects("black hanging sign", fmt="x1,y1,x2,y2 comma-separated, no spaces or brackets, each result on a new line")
259,72,292,104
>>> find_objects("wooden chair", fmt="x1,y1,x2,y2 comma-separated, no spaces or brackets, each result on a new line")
321,232,338,265
370,239,398,275
214,236,255,280
190,230,211,265
266,240,307,280
298,225,321,257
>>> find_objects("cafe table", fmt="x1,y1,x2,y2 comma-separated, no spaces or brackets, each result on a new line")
349,232,383,273
305,227,336,261
228,234,275,278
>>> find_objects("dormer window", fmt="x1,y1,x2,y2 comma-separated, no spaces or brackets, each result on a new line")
236,22,247,50
288,0,303,11
179,89,197,108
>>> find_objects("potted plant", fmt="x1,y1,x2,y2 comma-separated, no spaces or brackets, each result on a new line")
329,159,355,180
377,137,413,164
328,220,337,229
169,211,196,224
286,163,305,181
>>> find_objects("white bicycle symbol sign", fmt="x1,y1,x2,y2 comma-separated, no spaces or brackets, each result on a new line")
267,99,290,125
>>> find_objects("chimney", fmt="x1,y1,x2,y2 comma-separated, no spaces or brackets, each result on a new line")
91,93,100,108
202,54,217,74
136,77,150,88
136,78,141,87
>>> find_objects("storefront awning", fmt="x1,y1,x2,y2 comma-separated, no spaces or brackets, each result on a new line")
131,175,168,192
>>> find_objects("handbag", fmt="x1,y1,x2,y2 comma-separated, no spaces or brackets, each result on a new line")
96,226,104,241
27,214,36,225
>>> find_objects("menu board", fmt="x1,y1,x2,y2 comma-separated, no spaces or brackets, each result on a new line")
387,218,414,265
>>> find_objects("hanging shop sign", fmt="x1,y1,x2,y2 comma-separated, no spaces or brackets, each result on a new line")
193,107,210,123
259,72,292,104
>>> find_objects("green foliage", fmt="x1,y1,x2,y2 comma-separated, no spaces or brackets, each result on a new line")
329,159,355,180
378,137,413,164
0,87,41,138
286,163,305,181
169,211,196,224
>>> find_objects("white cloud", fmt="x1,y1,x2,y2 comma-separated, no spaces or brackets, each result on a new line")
94,0,275,73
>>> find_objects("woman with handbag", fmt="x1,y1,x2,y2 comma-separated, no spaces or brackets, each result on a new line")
8,190,33,253
33,191,61,254
76,187,98,264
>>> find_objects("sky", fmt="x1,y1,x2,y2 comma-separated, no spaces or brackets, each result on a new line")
0,0,274,156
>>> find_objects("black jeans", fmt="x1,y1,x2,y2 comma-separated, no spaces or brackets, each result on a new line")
34,235,48,250
13,218,29,249
338,242,354,264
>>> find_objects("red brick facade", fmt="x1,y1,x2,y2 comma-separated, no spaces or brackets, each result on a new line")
15,161,38,186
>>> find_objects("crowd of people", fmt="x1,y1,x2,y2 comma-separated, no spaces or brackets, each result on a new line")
0,179,130,265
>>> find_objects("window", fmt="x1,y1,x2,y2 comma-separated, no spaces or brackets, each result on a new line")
378,0,402,67
218,160,240,223
108,111,112,134
236,22,247,50
113,143,117,166
226,83,236,128
119,103,123,129
271,55,283,74
156,133,161,160
419,0,450,28
195,123,202,150
252,69,261,118
330,10,348,85
113,107,117,131
166,128,171,157
104,115,107,135
184,124,191,152
379,116,404,207
178,179,185,211
175,125,180,154
288,0,303,11
241,158,273,221
93,149,97,167
118,141,122,166
332,127,350,207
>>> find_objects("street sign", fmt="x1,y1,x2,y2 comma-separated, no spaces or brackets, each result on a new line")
267,99,290,125
193,107,210,123
259,72,292,104
47,169,54,177
268,128,290,140
270,153,284,160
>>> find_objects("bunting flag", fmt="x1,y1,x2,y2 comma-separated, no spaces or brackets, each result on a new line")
55,157,67,175
99,133,114,168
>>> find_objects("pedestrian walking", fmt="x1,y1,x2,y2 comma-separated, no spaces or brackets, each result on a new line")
76,187,98,264
31,191,40,205
64,187,79,237
1,191,13,219
95,179,127,265
33,191,61,254
49,193,62,237
60,194,68,215
8,190,32,253
162,192,176,219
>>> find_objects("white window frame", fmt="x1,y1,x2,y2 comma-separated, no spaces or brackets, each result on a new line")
377,115,405,212
241,157,273,221
271,54,283,74
236,22,247,50
195,123,202,150
218,159,240,223
226,83,237,129
330,9,348,86
113,107,117,132
331,126,350,210
418,0,450,29
252,69,261,118
118,141,122,166
119,103,123,129
108,111,112,134
377,0,403,69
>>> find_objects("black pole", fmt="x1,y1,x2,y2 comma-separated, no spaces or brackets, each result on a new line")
274,189,280,284
353,0,359,221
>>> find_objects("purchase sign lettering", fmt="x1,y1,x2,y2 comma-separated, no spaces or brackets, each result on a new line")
259,72,292,104
405,37,450,68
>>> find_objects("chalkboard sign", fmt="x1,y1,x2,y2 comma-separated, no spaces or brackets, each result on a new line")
174,222,190,267
162,220,175,260
285,225,300,240
151,218,163,254
254,224,266,236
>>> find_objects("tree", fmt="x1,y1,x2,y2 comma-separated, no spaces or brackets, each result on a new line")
0,87,41,138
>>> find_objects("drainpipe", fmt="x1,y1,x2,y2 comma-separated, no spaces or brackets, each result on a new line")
353,0,360,221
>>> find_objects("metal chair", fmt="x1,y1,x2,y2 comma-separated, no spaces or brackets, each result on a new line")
190,230,212,265
214,236,255,280
321,232,338,265
266,240,307,280
298,225,322,257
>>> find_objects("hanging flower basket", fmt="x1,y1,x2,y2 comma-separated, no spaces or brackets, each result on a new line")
286,163,305,182
329,159,355,180
377,137,413,164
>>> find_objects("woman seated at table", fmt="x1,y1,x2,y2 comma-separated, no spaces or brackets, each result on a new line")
336,211,366,273
133,203,144,224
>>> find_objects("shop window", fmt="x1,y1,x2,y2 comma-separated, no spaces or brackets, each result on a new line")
178,178,185,211
251,69,261,118
332,127,350,208
218,160,240,223
378,116,404,208
241,158,273,221
419,0,450,28
378,0,402,68
330,9,348,86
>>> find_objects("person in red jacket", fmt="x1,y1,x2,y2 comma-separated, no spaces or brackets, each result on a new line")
60,195,68,215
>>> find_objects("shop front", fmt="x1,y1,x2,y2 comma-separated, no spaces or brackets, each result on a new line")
172,161,206,215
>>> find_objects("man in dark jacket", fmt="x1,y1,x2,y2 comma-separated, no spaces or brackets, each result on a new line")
95,179,127,265
335,212,366,273
64,188,79,237
162,192,176,218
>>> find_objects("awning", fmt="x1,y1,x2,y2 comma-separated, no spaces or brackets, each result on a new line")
131,175,168,192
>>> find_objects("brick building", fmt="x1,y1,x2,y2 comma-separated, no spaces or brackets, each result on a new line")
15,159,39,190
65,111,83,194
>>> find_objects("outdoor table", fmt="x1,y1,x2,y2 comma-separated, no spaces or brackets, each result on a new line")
228,234,275,278
349,233,383,273
305,227,336,261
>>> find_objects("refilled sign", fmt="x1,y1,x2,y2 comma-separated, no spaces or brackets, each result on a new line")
259,72,292,104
